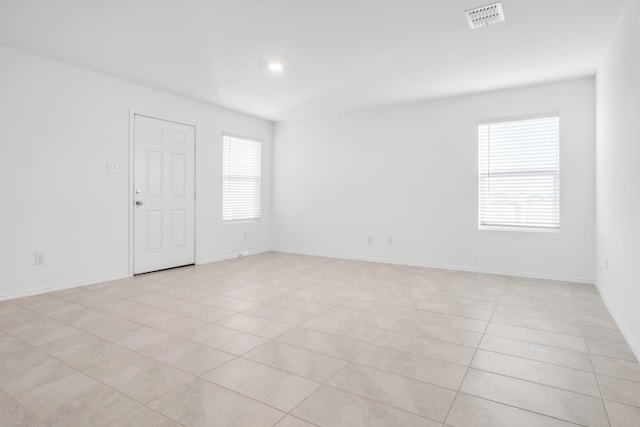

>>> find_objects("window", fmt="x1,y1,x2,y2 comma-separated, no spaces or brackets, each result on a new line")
223,134,261,222
478,116,560,231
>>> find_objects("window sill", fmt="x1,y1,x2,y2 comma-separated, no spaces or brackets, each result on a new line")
223,218,261,224
479,225,559,233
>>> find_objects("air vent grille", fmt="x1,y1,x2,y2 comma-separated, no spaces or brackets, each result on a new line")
466,3,505,29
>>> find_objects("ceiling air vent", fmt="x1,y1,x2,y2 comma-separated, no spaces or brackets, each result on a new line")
465,2,505,29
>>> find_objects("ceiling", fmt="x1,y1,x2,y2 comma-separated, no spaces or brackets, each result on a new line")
0,0,624,121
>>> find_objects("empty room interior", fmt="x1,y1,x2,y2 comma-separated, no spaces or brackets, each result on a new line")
1,0,640,426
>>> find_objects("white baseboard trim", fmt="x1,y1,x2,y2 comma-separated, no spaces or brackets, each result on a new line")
196,249,272,266
596,283,640,362
272,248,595,284
0,273,131,302
0,251,273,302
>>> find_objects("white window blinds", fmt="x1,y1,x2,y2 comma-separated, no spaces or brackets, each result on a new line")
223,134,262,222
479,116,560,231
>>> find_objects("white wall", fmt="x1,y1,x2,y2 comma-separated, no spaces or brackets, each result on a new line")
0,46,273,299
274,78,595,282
596,0,640,357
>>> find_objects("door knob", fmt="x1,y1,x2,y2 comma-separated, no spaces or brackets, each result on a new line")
136,200,144,206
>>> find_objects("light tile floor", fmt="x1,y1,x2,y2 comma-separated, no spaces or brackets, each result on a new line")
0,252,639,426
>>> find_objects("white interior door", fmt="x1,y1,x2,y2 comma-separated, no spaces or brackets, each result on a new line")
134,115,195,274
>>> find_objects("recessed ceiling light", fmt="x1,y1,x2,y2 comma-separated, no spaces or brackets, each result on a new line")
268,63,284,72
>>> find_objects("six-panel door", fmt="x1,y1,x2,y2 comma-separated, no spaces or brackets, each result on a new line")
134,115,195,274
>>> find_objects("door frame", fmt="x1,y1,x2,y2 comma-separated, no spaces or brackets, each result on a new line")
128,108,197,276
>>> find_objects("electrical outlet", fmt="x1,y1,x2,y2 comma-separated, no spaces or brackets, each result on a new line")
34,253,45,265
367,236,373,244
243,231,248,240
387,237,393,245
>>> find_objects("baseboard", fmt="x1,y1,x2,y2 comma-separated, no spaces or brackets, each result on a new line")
596,283,640,362
0,251,273,302
272,247,595,284
196,249,272,266
0,273,131,302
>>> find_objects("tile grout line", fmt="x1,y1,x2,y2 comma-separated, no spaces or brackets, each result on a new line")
440,274,505,425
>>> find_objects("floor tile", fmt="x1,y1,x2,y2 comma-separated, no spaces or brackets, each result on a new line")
491,311,584,336
131,310,207,335
180,323,267,355
356,291,422,308
324,307,401,328
391,319,482,347
93,284,147,299
278,297,332,315
244,341,347,382
106,406,181,427
91,320,171,351
375,330,475,365
216,313,294,339
85,353,193,403
495,305,579,328
52,288,116,307
148,379,284,427
199,294,260,311
2,316,81,346
485,323,587,352
140,336,235,375
587,339,637,361
498,295,576,314
460,369,609,426
14,295,85,316
598,375,640,407
93,299,158,319
274,415,318,427
354,345,466,390
0,348,77,395
0,330,30,362
327,363,455,421
128,292,186,310
446,393,579,427
416,300,493,321
0,302,35,318
169,301,236,323
470,349,600,396
479,335,593,371
204,357,320,411
39,333,130,369
276,327,369,360
15,372,139,427
427,294,496,311
301,316,386,343
581,325,626,343
50,307,127,331
242,304,316,325
579,314,618,330
0,396,47,427
403,309,488,333
592,354,640,382
292,385,440,427
340,299,410,317
605,400,640,427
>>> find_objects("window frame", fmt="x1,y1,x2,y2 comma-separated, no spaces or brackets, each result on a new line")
477,114,561,233
222,132,263,223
